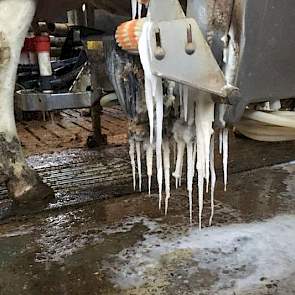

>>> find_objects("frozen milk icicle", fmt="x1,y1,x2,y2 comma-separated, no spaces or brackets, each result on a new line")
163,141,171,215
129,139,136,191
136,141,142,192
146,143,153,195
195,93,214,230
209,134,216,226
222,128,229,191
186,142,194,224
138,22,154,144
155,78,164,209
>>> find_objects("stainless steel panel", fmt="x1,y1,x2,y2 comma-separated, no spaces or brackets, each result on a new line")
15,90,94,112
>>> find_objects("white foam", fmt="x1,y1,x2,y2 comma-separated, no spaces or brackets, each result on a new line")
108,215,295,293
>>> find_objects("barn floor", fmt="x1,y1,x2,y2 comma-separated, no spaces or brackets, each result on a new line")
0,113,295,294
17,106,128,156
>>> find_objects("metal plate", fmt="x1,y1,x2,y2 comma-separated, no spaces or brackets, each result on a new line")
148,0,185,22
222,0,295,122
149,18,227,96
15,90,94,112
236,0,295,102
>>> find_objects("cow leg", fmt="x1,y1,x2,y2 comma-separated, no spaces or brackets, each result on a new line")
0,0,53,204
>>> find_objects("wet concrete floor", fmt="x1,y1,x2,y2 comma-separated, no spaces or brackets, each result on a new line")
0,137,295,295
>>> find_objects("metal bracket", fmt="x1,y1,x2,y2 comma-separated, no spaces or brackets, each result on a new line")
146,0,228,96
15,90,95,112
148,18,228,96
148,0,185,21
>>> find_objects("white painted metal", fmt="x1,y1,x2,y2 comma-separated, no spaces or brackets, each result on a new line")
148,18,227,96
38,52,53,77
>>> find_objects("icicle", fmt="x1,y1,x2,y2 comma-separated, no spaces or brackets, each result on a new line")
138,2,143,19
209,134,216,226
219,129,223,154
131,0,137,19
156,78,164,209
173,141,177,167
138,20,164,208
193,142,197,168
146,143,153,195
196,149,205,231
222,128,229,191
179,84,184,119
179,156,183,187
186,142,194,224
129,139,136,190
145,78,154,143
138,22,154,144
163,141,171,215
136,14,230,227
179,84,183,107
173,141,185,189
136,141,142,192
195,92,215,230
183,86,189,122
184,100,196,224
205,129,212,195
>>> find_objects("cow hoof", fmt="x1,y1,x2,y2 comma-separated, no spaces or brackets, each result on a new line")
7,169,54,208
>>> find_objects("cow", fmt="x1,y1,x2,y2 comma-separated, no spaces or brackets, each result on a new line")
0,0,132,205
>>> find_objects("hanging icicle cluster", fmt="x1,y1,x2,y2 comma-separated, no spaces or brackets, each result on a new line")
127,0,229,229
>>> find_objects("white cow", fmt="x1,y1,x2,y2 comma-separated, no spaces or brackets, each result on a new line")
0,0,54,204
0,0,131,205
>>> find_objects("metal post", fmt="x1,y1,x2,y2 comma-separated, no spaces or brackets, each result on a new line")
87,41,107,147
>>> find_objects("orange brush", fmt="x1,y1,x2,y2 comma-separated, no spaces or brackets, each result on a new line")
115,18,145,54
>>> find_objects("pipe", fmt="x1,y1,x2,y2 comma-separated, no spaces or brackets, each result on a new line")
100,92,118,107
243,110,295,129
35,35,53,92
47,23,70,37
236,110,295,142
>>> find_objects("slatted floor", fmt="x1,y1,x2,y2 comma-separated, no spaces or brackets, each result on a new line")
17,105,128,156
0,146,138,218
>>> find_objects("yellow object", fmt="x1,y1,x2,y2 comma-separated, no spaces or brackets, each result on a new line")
86,41,102,50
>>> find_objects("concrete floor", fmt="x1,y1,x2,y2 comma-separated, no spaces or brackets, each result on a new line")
0,137,295,294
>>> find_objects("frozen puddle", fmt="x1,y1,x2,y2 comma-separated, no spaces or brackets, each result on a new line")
106,215,295,294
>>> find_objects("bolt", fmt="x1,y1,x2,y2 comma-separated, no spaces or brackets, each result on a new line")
185,24,196,55
154,28,165,60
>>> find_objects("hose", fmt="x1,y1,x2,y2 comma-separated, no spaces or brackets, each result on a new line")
235,110,295,142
